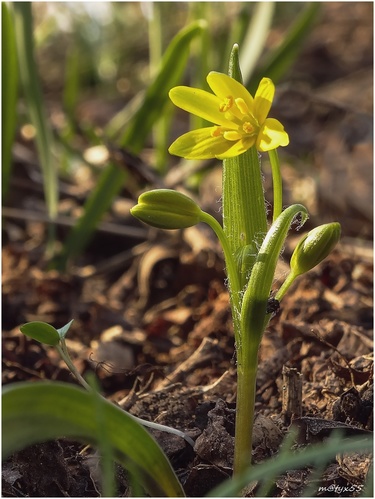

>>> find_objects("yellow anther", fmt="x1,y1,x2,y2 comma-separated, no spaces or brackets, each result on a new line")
211,126,224,137
235,98,250,116
219,96,234,113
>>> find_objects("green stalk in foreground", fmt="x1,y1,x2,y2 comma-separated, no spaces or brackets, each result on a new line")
131,44,340,477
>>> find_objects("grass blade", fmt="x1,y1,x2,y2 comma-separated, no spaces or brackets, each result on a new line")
239,2,275,84
118,19,207,150
59,21,206,268
2,2,18,200
3,381,185,497
56,162,125,268
13,3,58,254
250,3,320,91
209,432,372,497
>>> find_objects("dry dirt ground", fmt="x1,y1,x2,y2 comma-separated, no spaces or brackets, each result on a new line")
2,3,373,497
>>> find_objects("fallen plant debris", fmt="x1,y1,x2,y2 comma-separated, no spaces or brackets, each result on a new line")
3,237,373,496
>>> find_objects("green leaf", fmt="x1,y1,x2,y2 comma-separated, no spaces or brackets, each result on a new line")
55,161,126,268
2,2,18,200
59,21,206,269
118,19,207,149
238,2,275,83
63,46,81,119
57,319,74,340
241,204,308,342
209,432,373,497
13,3,58,255
20,321,60,346
250,3,320,89
2,381,185,497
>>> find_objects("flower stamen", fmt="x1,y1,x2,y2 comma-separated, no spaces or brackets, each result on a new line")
219,96,234,113
235,98,250,116
211,126,224,137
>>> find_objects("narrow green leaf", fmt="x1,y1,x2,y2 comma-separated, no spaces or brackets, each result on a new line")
86,374,117,497
250,3,320,89
3,382,185,497
20,321,60,346
13,3,58,254
55,162,126,268
224,50,268,263
118,19,207,150
241,204,308,341
2,2,18,200
63,46,81,119
60,21,206,268
209,432,373,497
239,2,275,83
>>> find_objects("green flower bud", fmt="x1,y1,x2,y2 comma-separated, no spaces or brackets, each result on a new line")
131,189,203,229
290,222,341,277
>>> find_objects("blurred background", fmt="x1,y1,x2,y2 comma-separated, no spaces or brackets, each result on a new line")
4,2,372,250
2,0,373,344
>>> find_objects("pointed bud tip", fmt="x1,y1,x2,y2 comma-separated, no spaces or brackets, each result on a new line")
290,222,341,276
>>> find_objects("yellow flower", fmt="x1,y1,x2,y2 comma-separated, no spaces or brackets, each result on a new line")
168,72,289,160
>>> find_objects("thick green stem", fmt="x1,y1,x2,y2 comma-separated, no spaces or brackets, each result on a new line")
233,344,258,475
224,46,268,262
223,146,268,256
222,46,269,478
268,148,283,222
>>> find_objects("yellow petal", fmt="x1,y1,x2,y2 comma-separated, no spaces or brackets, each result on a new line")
254,78,275,124
207,72,254,115
256,118,289,151
169,127,239,160
169,87,234,127
215,135,256,159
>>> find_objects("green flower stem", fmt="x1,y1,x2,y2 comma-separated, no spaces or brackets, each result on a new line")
199,211,242,339
223,147,268,256
234,204,308,475
56,340,195,447
56,341,91,391
275,270,296,302
224,46,268,262
268,148,283,222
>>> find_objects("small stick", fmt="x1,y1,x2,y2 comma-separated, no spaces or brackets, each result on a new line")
155,337,220,389
281,365,302,424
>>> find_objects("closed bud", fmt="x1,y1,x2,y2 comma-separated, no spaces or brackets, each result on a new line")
131,189,203,229
290,222,341,276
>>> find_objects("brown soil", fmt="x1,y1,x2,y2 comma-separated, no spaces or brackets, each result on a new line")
2,3,373,497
